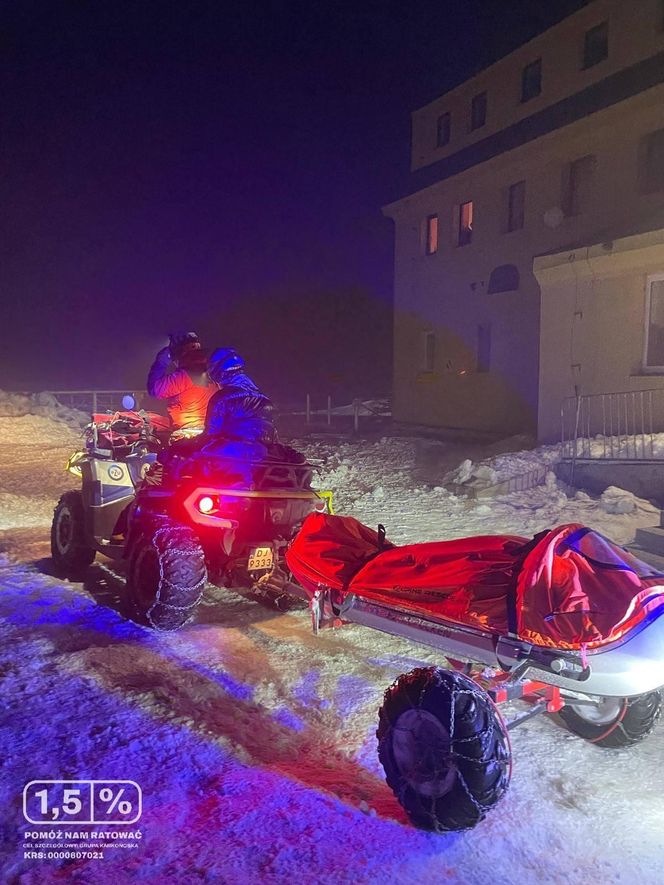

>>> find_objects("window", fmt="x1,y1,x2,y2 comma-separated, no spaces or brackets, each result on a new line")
425,214,439,254
521,58,542,102
562,155,596,216
436,112,451,147
583,21,608,69
507,180,525,232
458,201,473,246
640,128,664,193
477,325,491,373
488,264,520,294
471,92,487,131
422,331,436,372
644,275,664,370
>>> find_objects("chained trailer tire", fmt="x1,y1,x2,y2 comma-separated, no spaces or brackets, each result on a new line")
377,667,511,833
559,691,661,748
126,520,207,631
51,490,96,577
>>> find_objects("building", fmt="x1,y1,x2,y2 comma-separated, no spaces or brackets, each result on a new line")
383,0,664,441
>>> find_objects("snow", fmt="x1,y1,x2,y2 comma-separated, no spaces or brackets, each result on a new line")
568,431,664,460
1,401,664,883
0,390,87,429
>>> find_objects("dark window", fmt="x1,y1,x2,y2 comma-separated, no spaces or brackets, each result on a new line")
436,112,451,147
477,325,491,373
471,92,487,131
521,58,542,102
488,265,520,294
425,214,439,255
645,277,664,369
507,180,525,232
640,128,664,194
458,201,473,246
562,155,596,216
583,21,608,69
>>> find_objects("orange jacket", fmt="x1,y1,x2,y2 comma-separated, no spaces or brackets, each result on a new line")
147,347,217,430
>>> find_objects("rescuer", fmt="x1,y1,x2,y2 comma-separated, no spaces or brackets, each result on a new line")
146,332,218,436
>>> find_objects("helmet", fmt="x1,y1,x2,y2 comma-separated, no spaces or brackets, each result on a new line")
208,347,244,382
169,331,201,362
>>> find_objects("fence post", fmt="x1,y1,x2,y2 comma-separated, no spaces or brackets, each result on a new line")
92,391,98,414
306,394,311,425
327,395,331,426
353,398,360,434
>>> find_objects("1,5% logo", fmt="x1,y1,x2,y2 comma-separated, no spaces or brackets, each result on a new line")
23,780,142,825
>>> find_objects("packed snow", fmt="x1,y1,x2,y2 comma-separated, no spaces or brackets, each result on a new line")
1,398,664,884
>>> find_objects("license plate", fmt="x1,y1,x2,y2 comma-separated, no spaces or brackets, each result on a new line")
248,546,273,571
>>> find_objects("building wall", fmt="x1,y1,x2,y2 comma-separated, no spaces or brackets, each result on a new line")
412,0,664,172
535,230,664,441
385,1,664,437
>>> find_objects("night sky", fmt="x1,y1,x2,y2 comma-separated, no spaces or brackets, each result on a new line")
2,0,586,395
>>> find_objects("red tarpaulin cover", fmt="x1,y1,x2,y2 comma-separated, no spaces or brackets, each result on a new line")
286,513,664,649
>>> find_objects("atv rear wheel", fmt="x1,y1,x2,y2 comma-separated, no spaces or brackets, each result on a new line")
51,490,96,577
126,520,207,630
559,691,661,747
377,667,511,832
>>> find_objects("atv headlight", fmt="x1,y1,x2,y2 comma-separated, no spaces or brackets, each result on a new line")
197,495,216,514
183,488,239,530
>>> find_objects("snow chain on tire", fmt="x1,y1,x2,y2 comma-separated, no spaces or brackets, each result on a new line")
559,690,662,748
130,522,207,631
377,667,512,832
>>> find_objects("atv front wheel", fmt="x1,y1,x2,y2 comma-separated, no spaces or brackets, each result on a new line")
51,490,96,577
377,667,511,832
559,691,661,748
126,520,207,630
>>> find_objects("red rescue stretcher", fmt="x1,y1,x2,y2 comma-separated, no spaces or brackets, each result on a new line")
282,513,664,832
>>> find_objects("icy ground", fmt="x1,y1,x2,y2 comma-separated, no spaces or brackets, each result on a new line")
1,406,664,884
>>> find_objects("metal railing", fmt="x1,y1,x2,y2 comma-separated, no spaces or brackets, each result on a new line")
301,396,391,433
561,388,664,460
44,390,140,414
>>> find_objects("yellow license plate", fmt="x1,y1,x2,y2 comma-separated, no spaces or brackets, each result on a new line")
248,546,273,571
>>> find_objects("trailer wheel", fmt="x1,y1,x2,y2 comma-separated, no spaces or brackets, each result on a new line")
126,520,207,630
559,691,661,748
51,490,96,577
377,667,511,832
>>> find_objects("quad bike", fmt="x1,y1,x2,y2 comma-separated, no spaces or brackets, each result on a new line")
280,513,664,833
51,408,330,629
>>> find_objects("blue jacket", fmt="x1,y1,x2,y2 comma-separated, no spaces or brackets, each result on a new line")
204,371,275,442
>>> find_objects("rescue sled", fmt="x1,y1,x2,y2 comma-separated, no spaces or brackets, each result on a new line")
285,513,664,832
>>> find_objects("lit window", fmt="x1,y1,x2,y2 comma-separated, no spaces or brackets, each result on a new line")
640,128,664,194
422,331,436,372
436,112,451,147
425,214,439,255
583,21,608,69
458,201,473,247
507,180,525,232
562,155,596,217
645,276,664,370
477,324,491,373
471,92,487,131
521,58,542,102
